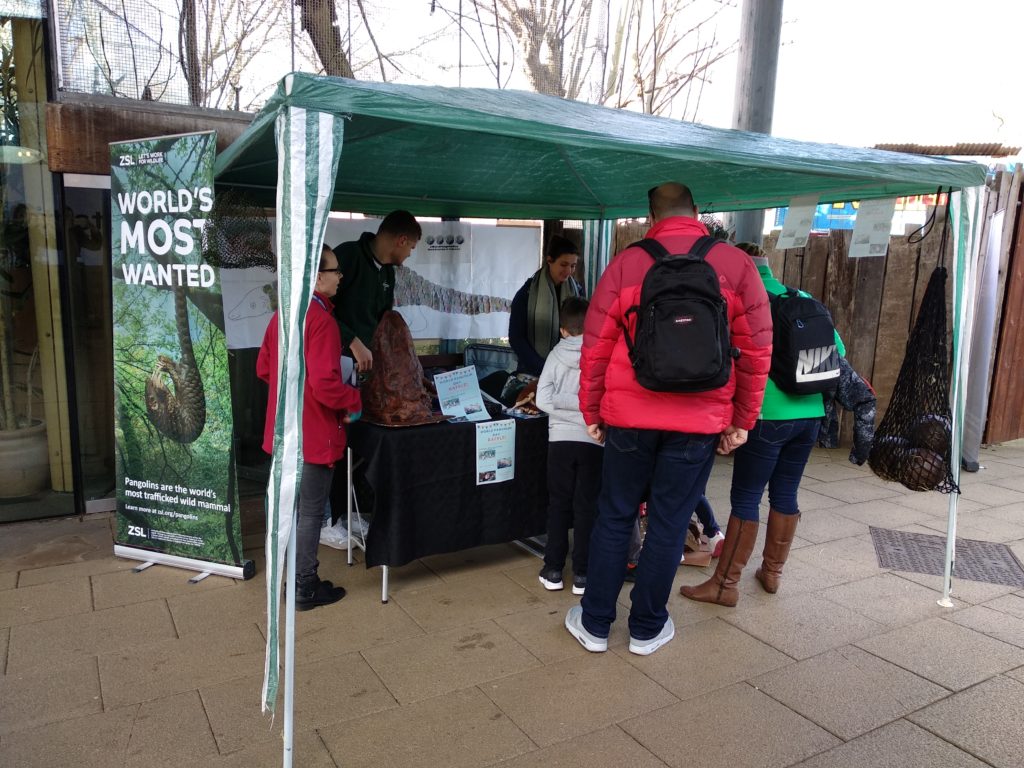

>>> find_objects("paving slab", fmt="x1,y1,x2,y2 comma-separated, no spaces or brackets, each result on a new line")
894,569,1020,604
800,461,873,483
947,604,1024,648
789,509,869,544
165,579,267,636
789,535,888,582
205,730,337,767
1007,664,1024,685
983,592,1024,619
98,623,266,709
615,617,791,702
621,682,840,768
16,555,135,587
0,570,16,591
0,656,102,736
891,491,986,515
200,652,398,754
908,675,1024,768
492,724,669,768
989,474,1024,492
361,619,539,704
734,554,851,597
123,690,219,768
790,718,988,768
792,487,849,512
972,500,1024,524
493,602,594,665
317,685,536,768
0,514,114,574
722,593,885,660
7,599,177,674
0,626,8,675
915,512,1024,543
391,568,544,632
0,577,93,628
752,645,948,740
419,542,538,582
808,478,904,504
856,617,1024,690
957,482,1024,507
827,499,933,529
482,651,677,747
0,703,135,768
820,572,966,627
91,562,235,610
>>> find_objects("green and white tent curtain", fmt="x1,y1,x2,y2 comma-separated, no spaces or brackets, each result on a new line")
581,219,614,296
262,101,345,714
942,186,984,604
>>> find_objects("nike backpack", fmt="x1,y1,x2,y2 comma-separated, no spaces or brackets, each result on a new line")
769,288,840,395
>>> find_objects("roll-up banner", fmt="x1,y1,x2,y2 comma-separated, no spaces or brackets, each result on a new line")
110,131,253,579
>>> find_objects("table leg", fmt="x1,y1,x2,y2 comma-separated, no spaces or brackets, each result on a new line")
381,565,389,603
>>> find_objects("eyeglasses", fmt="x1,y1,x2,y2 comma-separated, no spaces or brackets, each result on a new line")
319,267,343,274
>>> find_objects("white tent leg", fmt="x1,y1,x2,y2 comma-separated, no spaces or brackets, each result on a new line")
283,514,297,766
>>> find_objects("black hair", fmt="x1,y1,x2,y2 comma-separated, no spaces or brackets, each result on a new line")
318,244,334,271
546,234,580,262
377,210,422,240
559,296,589,335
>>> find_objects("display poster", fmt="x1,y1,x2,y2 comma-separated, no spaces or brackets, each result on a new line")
775,195,819,250
110,132,244,567
434,365,489,421
850,198,897,257
476,419,516,485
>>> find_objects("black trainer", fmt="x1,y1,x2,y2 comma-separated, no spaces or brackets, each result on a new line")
572,574,587,595
538,567,564,591
296,581,346,611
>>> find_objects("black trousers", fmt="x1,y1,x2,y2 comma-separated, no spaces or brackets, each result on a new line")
543,440,603,574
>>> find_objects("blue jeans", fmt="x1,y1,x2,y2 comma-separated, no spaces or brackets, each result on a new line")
581,427,717,640
731,418,820,521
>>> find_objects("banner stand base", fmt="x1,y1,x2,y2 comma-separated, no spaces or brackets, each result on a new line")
115,545,256,581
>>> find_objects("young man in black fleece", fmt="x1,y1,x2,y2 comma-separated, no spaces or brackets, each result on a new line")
333,210,421,373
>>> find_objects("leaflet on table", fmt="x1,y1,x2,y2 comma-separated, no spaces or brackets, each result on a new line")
434,365,489,421
476,419,516,485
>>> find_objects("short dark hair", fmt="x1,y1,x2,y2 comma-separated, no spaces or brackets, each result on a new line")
377,210,422,240
559,296,589,335
546,234,579,262
734,241,765,259
318,244,335,271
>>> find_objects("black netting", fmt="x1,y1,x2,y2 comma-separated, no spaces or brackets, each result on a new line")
868,265,959,494
201,189,275,271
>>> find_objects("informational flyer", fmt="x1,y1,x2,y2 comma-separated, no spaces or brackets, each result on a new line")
434,365,489,421
476,419,516,485
776,194,819,249
850,198,897,257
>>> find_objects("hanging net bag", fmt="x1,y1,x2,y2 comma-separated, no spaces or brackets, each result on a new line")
868,264,959,494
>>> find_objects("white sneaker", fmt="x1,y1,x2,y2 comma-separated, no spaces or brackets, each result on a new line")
707,530,726,558
629,617,675,656
319,520,350,550
565,605,608,652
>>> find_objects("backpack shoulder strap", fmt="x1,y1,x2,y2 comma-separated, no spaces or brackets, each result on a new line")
629,238,670,260
688,235,721,261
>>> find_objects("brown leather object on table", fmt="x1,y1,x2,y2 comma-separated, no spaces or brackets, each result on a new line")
362,311,436,425
513,380,541,414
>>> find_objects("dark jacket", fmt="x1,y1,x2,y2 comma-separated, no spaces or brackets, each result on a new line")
508,273,583,377
333,232,395,350
819,356,877,465
257,292,362,465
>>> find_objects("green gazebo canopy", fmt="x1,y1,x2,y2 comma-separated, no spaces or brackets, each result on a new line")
214,73,987,219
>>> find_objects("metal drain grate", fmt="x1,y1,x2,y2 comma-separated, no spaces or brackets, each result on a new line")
869,526,1024,588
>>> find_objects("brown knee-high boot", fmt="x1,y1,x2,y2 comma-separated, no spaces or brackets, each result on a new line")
679,516,758,607
755,509,800,594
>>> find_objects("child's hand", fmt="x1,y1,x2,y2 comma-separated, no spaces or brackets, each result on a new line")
587,423,606,444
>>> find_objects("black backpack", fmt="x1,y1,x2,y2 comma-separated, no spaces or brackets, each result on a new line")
769,288,840,395
623,236,737,393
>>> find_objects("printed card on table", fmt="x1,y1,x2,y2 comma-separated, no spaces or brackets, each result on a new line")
434,365,489,421
476,419,516,485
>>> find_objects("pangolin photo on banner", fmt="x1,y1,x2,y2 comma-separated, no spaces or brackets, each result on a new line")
110,132,243,567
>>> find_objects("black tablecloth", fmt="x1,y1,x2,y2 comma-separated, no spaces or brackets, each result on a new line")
348,416,549,568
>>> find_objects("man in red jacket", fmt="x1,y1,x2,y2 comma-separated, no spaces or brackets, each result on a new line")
257,245,363,610
565,182,772,655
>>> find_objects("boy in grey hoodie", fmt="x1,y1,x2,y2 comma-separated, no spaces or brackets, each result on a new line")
535,297,603,595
